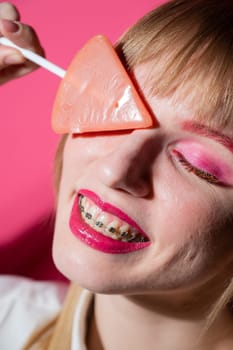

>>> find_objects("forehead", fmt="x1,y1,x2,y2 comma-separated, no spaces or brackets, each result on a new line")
132,61,233,137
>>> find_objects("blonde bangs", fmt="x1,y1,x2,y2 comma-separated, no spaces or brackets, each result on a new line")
116,0,233,129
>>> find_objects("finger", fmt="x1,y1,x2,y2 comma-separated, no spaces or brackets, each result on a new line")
0,2,20,21
0,45,25,67
0,19,26,66
0,64,34,84
0,19,44,56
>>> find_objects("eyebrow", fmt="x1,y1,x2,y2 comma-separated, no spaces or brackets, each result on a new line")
182,121,233,154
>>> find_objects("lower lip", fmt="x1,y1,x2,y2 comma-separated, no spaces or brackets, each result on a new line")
69,195,151,254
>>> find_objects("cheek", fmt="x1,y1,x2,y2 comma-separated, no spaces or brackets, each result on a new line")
60,134,123,197
154,170,233,273
59,137,97,197
149,162,225,255
52,190,90,284
64,134,119,165
63,136,94,171
149,163,214,245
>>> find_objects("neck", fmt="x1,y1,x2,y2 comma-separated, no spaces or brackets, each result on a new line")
88,291,233,350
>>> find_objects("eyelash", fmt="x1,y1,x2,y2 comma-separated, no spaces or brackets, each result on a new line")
172,150,220,185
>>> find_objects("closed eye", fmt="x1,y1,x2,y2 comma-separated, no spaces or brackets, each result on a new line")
172,149,221,185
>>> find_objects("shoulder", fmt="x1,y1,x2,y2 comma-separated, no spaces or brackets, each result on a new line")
0,275,68,350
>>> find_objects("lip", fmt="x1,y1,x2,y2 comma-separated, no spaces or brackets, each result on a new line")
69,189,151,254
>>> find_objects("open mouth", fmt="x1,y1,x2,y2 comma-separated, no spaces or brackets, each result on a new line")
79,194,149,243
69,189,150,254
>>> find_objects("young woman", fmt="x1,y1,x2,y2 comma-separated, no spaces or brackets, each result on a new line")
1,0,233,349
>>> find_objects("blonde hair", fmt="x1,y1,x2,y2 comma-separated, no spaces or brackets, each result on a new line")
115,0,233,128
53,0,233,335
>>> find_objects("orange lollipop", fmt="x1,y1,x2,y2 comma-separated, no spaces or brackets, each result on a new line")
0,35,154,134
51,35,154,134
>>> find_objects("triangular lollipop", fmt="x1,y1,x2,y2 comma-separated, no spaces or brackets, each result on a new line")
51,35,154,133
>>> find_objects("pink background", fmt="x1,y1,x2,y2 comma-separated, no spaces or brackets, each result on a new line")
1,0,166,280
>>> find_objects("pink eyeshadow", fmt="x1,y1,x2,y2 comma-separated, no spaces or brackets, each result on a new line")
173,140,233,184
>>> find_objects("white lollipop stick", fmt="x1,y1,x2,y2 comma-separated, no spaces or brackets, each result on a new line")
0,37,66,78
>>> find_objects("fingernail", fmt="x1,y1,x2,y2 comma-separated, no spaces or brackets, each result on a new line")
1,19,19,33
4,53,23,64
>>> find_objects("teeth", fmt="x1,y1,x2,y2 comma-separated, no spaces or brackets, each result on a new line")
79,195,85,212
85,212,92,220
119,224,130,237
96,214,108,226
94,214,108,233
128,231,137,241
96,221,104,227
106,220,119,233
105,221,120,240
79,195,148,243
79,195,84,205
89,205,99,221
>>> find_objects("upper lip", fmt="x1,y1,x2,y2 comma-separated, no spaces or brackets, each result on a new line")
78,188,150,240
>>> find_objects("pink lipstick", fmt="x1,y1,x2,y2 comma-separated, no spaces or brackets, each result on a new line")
69,190,150,254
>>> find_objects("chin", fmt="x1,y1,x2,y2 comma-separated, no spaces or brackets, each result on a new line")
53,267,127,295
52,245,208,297
52,241,129,294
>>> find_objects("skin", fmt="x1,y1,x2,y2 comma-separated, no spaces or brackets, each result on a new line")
54,66,233,292
53,64,233,349
0,2,44,84
2,2,233,349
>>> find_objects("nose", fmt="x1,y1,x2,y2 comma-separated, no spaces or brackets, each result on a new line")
96,130,160,198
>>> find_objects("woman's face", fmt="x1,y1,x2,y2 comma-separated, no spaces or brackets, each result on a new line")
53,63,233,296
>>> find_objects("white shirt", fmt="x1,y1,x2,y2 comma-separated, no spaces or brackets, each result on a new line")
0,275,93,350
71,288,93,350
